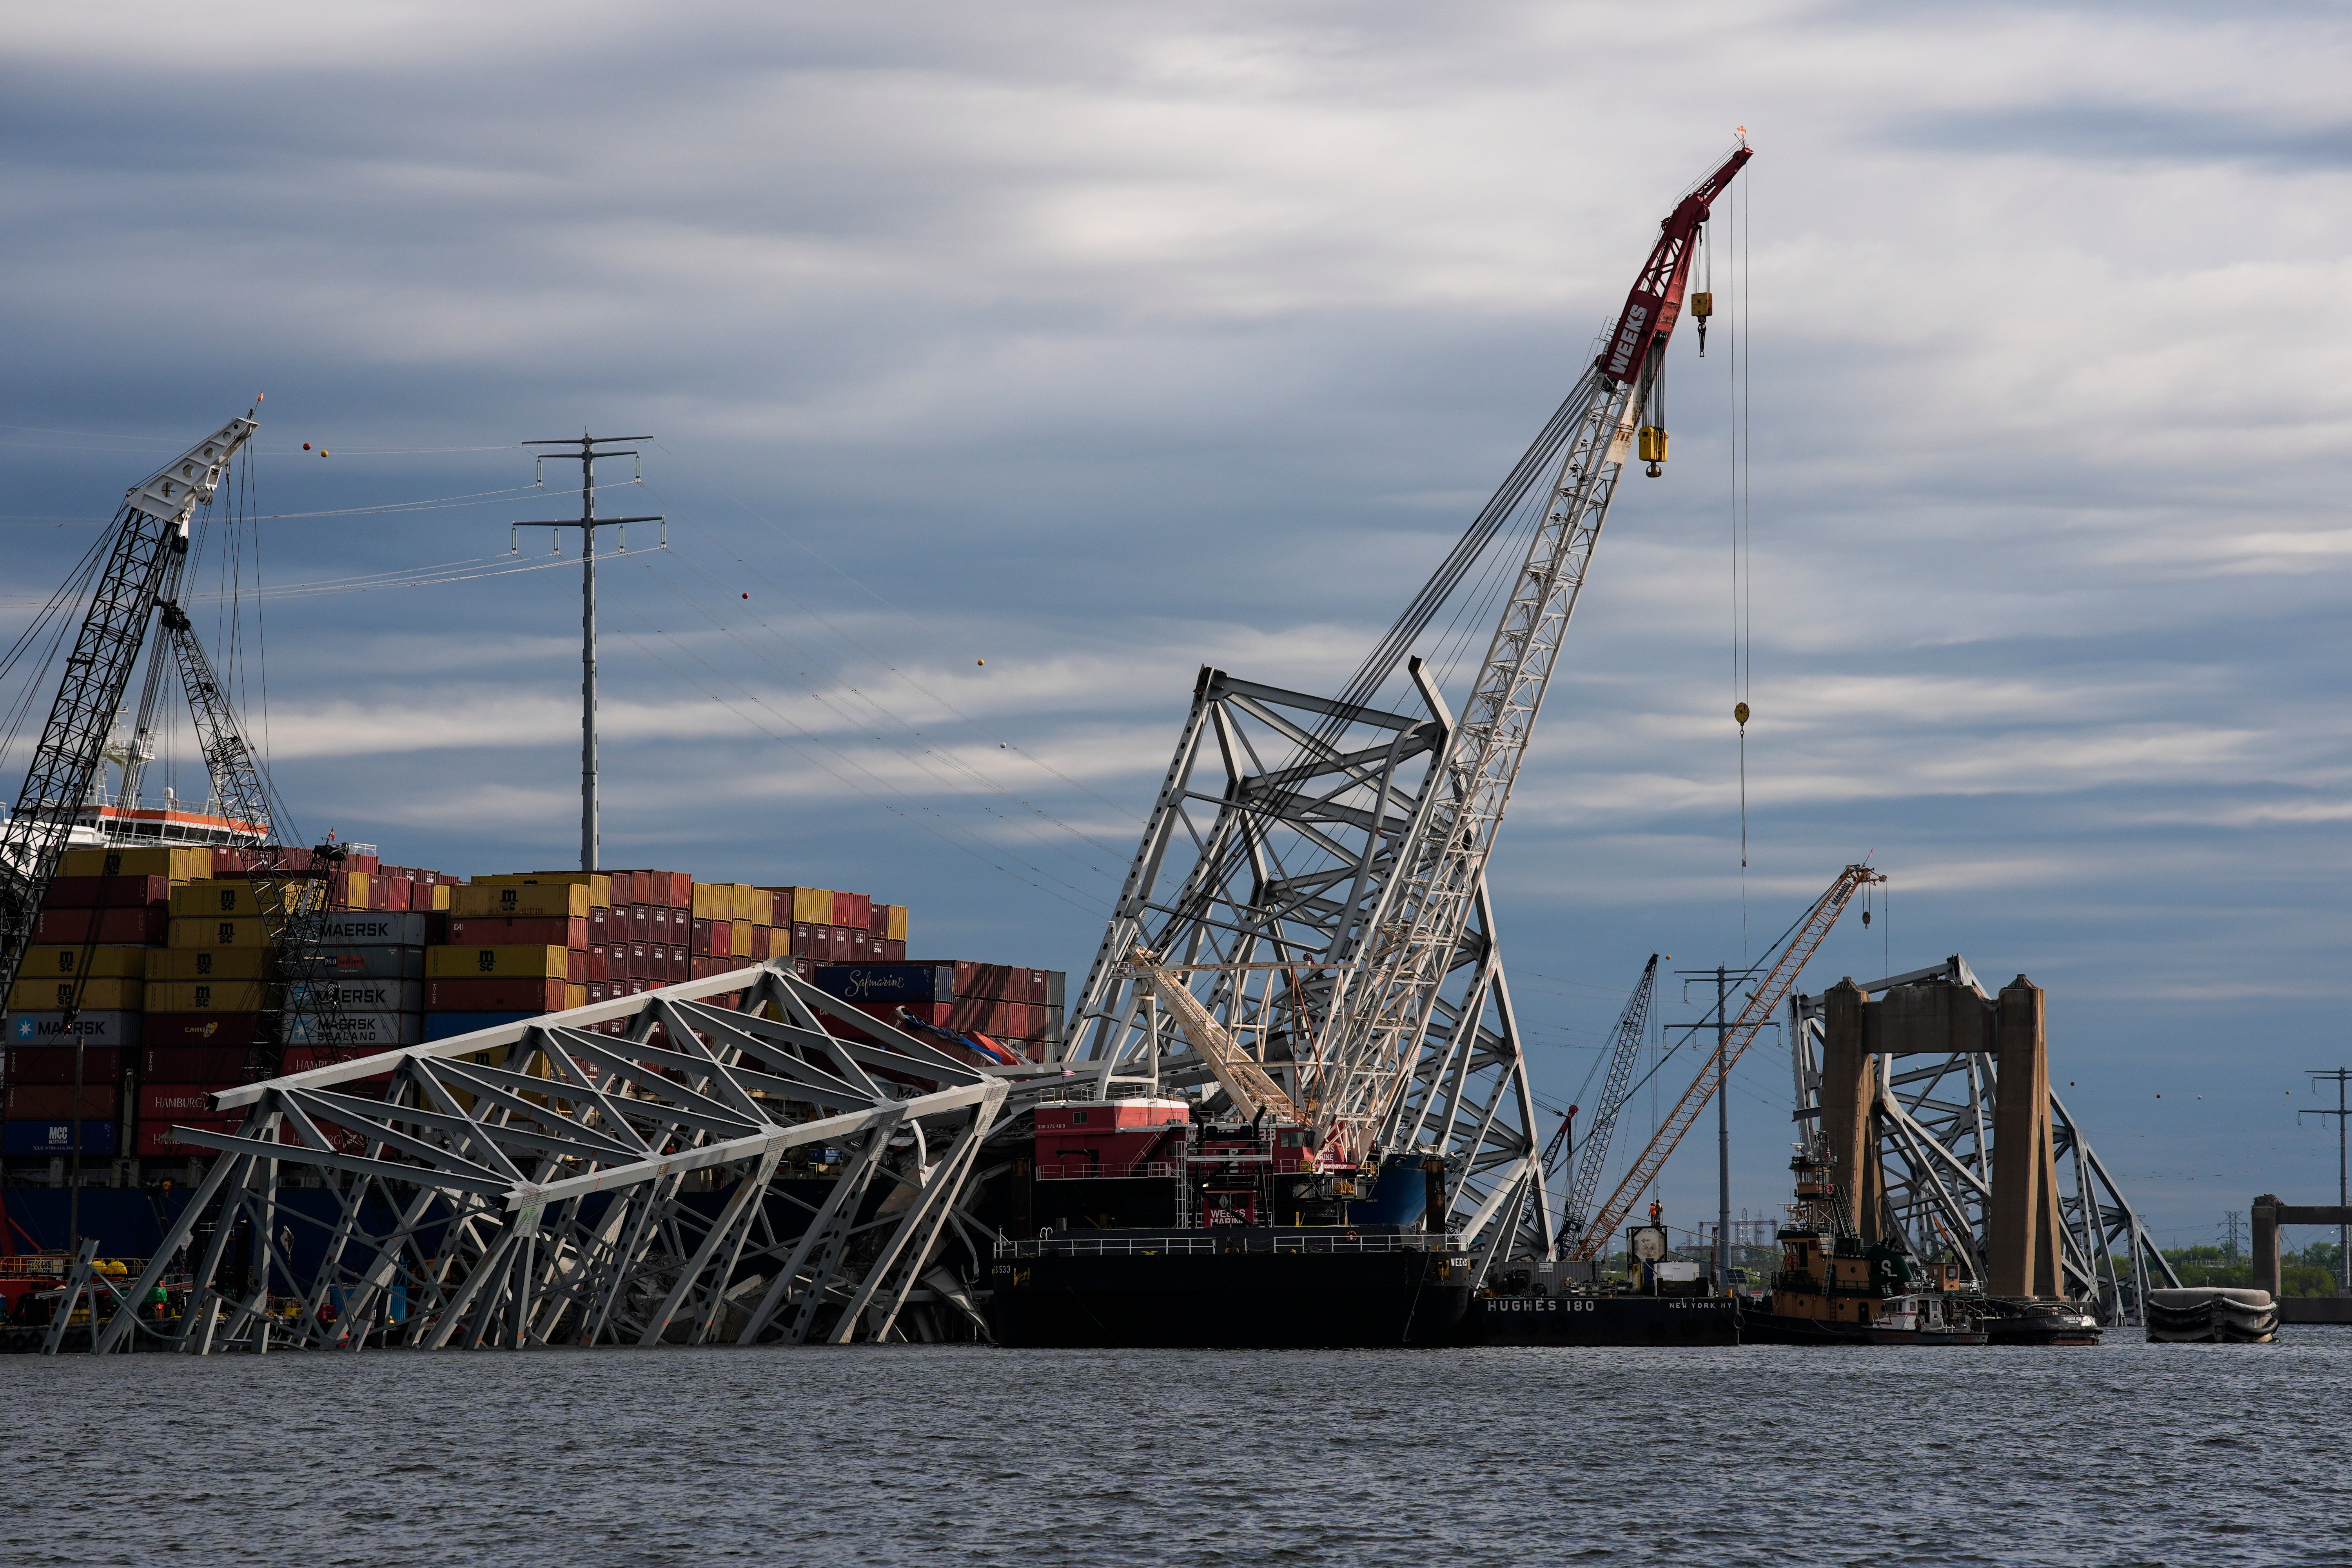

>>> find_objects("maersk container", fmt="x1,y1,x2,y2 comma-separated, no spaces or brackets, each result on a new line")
286,978,423,1013
302,945,426,980
314,911,431,947
0,1120,119,1158
283,1010,424,1047
8,1011,140,1048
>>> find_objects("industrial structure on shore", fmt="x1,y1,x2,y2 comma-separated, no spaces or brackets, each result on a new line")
1,139,2180,1352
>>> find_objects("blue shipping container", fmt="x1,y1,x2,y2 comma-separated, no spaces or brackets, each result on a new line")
2,1119,120,1157
813,965,954,1005
423,1012,535,1043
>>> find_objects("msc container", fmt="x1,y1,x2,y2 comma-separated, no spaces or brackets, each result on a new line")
58,845,214,881
15,945,151,982
283,1011,424,1047
287,978,423,1013
422,1011,537,1042
425,945,570,980
1,1120,118,1157
302,946,426,980
6,1045,126,1083
138,1083,230,1120
142,1013,260,1047
8,976,143,1013
422,978,576,1013
145,980,265,1013
813,964,956,1005
167,880,305,919
6,1083,120,1120
448,882,588,919
167,916,275,949
30,904,167,945
444,915,588,948
151,947,274,981
140,1044,255,1080
136,1119,236,1158
7,1011,140,1048
314,911,432,947
472,871,612,907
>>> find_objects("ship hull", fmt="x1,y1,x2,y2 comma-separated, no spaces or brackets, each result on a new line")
1473,1293,1739,1346
989,1247,1472,1348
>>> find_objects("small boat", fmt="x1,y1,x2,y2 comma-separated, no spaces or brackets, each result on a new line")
2145,1287,2278,1344
1866,1290,1988,1345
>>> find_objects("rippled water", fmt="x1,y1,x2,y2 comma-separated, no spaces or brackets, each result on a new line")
6,1331,2344,1566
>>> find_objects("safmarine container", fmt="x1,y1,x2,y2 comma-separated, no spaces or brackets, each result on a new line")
813,964,955,1005
150,947,275,980
7,1011,140,1048
16,944,150,979
314,911,431,946
1,1120,118,1157
448,882,588,919
7,976,143,1012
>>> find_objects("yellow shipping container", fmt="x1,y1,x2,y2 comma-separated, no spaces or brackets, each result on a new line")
169,879,299,919
16,945,149,980
730,918,752,955
884,904,907,943
425,945,569,979
168,916,277,949
448,882,588,919
151,947,276,981
59,846,214,881
565,983,586,1011
7,977,143,1013
733,884,762,923
690,883,720,920
338,871,373,909
760,886,833,926
475,871,611,907
146,980,267,1013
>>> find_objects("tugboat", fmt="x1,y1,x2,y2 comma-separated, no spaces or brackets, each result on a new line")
1740,1147,1987,1345
987,1096,1473,1347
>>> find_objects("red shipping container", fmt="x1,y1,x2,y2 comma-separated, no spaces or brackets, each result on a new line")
587,904,610,943
424,977,569,1012
7,1083,118,1120
835,891,872,931
31,905,167,944
138,1118,239,1158
139,1082,232,1120
279,1047,394,1082
710,921,732,960
628,978,652,996
626,940,647,979
791,922,815,958
141,1045,254,1081
668,945,690,982
567,948,586,984
380,876,413,911
750,926,773,961
446,915,591,947
614,870,689,908
278,1118,371,1155
848,927,869,962
766,890,788,926
6,1047,125,1084
343,854,381,875
690,918,710,956
867,904,889,936
607,870,635,906
629,904,651,943
41,875,171,909
584,944,608,982
881,939,906,962
142,1014,261,1047
690,955,715,981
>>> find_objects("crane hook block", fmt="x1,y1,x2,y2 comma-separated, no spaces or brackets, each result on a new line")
1734,701,1750,727
1637,425,1668,476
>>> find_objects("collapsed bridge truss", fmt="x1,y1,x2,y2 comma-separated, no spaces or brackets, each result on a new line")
85,964,1006,1354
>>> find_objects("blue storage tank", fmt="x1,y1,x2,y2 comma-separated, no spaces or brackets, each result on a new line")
1356,1152,1433,1227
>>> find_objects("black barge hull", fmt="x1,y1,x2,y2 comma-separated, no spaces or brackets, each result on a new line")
1473,1294,1739,1346
990,1248,1472,1348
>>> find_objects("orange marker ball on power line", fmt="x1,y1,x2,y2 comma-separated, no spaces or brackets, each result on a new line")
303,443,311,450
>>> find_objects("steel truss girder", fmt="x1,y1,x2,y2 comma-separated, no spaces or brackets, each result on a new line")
1789,957,2180,1325
1065,670,1550,1272
83,963,1007,1354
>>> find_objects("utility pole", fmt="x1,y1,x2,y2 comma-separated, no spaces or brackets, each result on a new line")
2302,1067,2352,1294
1671,962,1763,1285
515,435,661,872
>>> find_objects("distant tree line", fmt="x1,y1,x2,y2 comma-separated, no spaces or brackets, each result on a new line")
2160,1240,2345,1296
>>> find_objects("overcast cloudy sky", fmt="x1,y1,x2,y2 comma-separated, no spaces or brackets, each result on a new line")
6,0,2348,1243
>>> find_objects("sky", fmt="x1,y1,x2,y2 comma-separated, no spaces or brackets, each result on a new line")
4,0,2348,1248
